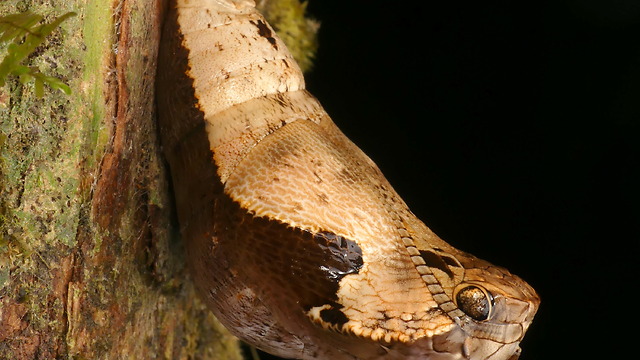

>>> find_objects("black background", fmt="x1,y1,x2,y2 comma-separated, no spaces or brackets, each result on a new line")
257,1,639,359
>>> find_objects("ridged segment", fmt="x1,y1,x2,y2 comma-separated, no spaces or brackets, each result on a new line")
177,0,304,118
157,1,540,359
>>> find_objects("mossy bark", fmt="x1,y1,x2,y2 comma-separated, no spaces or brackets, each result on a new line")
0,1,244,358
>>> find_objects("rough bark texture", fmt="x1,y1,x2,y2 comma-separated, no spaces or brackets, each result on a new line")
0,0,243,358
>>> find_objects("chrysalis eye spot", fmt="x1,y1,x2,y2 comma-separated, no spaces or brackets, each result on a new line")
455,285,493,321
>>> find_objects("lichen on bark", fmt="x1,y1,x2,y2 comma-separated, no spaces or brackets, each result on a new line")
0,1,242,358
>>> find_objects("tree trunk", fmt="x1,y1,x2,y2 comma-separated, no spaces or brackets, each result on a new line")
0,0,243,358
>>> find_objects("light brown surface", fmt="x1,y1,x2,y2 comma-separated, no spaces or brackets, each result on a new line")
157,1,540,359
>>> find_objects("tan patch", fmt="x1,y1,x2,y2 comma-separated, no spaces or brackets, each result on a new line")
179,4,304,117
207,90,327,183
224,119,456,342
225,120,393,242
0,300,28,342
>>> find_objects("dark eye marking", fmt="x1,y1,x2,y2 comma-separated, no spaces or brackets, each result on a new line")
419,250,455,279
455,285,493,321
441,255,461,268
315,232,363,281
319,303,349,327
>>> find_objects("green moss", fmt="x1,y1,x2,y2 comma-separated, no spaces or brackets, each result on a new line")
79,0,114,172
0,5,101,350
258,0,319,72
0,131,5,244
0,1,87,252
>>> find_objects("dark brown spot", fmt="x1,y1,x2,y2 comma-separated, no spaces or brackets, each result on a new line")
273,94,288,107
319,304,349,327
419,250,455,279
317,192,329,203
250,19,278,50
441,255,461,268
313,171,323,183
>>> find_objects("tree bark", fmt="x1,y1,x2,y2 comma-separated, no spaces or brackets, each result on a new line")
0,0,242,358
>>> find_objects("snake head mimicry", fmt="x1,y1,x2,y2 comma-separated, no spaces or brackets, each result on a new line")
446,256,540,359
156,1,540,359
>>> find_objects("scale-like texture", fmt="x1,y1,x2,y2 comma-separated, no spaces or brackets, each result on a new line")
156,1,540,359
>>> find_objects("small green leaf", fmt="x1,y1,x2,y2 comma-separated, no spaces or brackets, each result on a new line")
55,83,71,95
0,10,76,96
35,12,76,39
0,11,43,43
11,65,31,76
34,76,44,97
42,75,71,95
18,72,32,84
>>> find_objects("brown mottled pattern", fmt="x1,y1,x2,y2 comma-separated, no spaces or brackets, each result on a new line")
156,1,540,359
